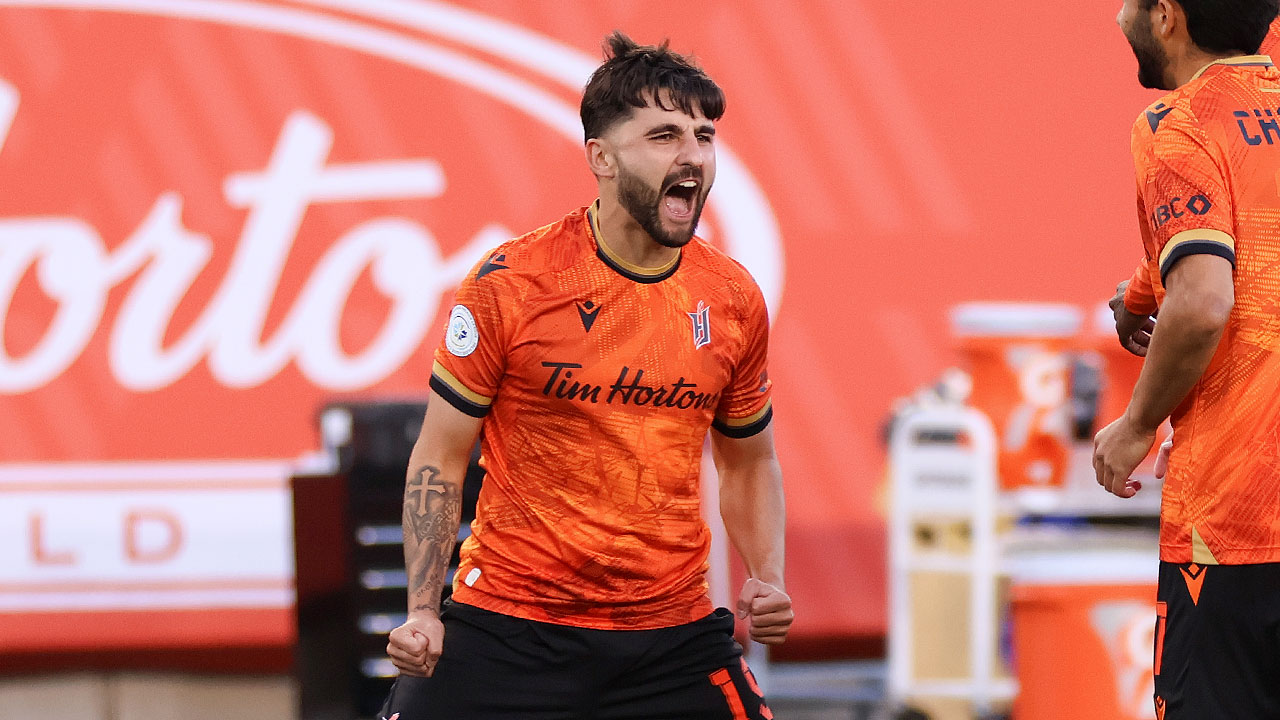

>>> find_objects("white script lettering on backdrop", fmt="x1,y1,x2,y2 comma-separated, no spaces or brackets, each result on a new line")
0,104,507,393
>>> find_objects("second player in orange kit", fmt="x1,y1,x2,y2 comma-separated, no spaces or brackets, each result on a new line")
1099,1,1280,717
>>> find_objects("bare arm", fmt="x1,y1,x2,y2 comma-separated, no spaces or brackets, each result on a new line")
387,391,483,676
712,424,784,584
1094,253,1233,496
404,394,482,614
711,423,791,644
1126,254,1233,431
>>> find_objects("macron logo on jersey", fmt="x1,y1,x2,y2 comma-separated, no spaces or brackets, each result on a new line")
476,253,508,279
576,300,601,332
1147,102,1174,133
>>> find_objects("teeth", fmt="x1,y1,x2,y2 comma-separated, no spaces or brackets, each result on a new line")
677,180,697,188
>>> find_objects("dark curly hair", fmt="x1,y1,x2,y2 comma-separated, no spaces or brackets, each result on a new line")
579,31,725,142
1140,0,1279,54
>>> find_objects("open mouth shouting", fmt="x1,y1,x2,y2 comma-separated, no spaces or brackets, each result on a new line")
615,162,709,249
662,175,702,225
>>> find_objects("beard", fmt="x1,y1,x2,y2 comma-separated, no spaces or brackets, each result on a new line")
615,164,707,249
1127,11,1172,90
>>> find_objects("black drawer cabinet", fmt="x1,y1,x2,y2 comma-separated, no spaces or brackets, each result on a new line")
293,401,482,719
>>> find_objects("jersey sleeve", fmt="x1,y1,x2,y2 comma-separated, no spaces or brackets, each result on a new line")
711,280,773,439
1124,186,1162,315
430,254,512,417
1124,259,1160,316
1137,112,1236,286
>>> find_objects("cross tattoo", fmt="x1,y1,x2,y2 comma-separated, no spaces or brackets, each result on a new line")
413,467,448,516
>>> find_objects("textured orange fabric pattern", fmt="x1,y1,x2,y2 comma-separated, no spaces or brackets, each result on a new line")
1123,250,1159,315
431,204,773,628
1128,57,1280,564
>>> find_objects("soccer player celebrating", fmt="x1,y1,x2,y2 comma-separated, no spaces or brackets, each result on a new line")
1098,0,1280,717
379,32,790,720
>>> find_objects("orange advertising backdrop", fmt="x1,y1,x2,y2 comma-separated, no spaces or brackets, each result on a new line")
0,0,1191,650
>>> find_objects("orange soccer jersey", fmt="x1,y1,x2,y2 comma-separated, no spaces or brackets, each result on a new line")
1123,56,1280,565
430,203,773,629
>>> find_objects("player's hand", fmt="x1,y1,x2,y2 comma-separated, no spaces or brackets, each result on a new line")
387,609,445,677
1110,280,1156,357
1093,413,1156,498
736,577,793,645
1153,434,1174,481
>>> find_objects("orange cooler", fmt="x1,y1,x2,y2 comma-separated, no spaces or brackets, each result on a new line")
1007,541,1159,720
951,303,1083,492
1089,303,1147,433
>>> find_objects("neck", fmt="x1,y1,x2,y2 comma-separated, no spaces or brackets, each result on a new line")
593,194,682,270
1169,48,1248,88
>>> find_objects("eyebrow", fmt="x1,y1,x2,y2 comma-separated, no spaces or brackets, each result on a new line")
645,123,717,136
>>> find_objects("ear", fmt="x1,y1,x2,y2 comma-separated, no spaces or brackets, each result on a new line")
585,137,616,179
1153,0,1181,39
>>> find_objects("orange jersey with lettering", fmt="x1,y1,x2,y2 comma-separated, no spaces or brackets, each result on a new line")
430,203,773,629
1126,56,1280,565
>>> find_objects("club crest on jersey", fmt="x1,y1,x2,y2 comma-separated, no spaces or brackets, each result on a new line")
687,301,711,349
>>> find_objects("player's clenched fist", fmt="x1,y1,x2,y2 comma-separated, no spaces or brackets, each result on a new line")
736,577,793,645
1093,413,1155,498
387,610,445,677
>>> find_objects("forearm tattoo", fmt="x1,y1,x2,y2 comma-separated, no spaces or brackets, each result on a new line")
403,464,462,612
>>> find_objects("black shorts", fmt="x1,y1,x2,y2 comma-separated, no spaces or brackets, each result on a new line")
378,600,772,720
1154,560,1280,719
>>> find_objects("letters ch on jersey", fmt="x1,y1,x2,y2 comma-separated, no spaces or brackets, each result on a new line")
1235,107,1280,145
